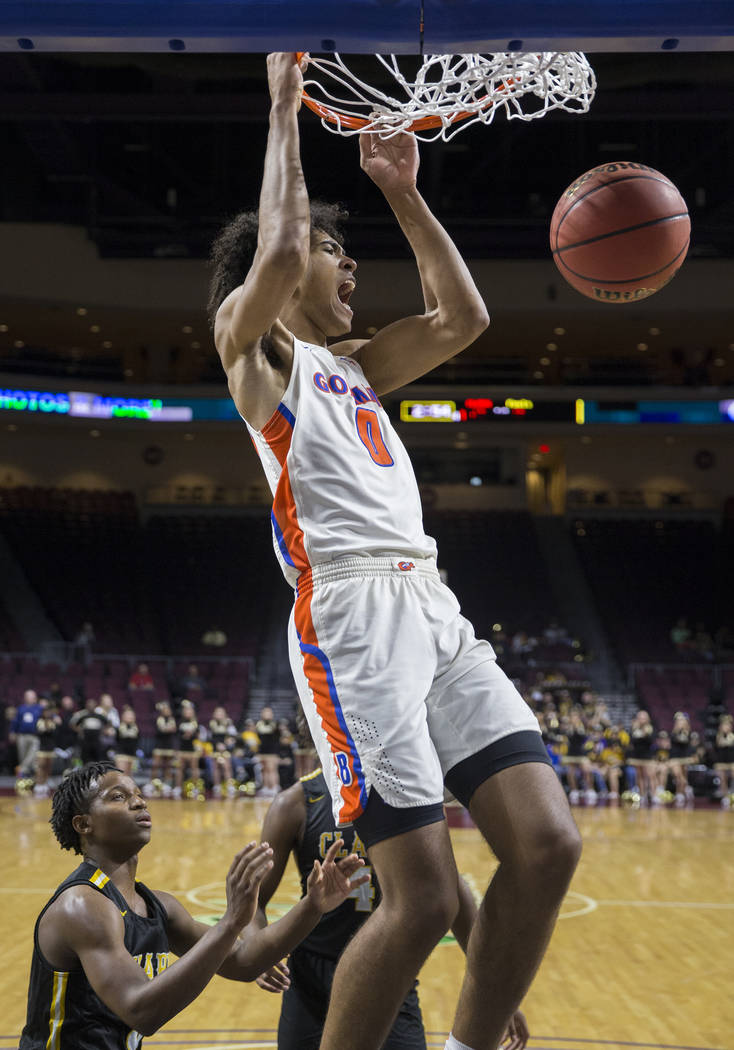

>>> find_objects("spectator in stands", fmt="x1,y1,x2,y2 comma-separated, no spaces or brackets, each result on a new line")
540,668,567,688
47,681,64,704
542,620,572,647
714,623,734,661
179,663,205,697
148,700,178,796
98,693,120,758
230,728,261,791
593,724,629,801
55,695,79,765
691,623,715,662
209,704,237,798
628,709,656,802
71,697,110,765
277,719,296,789
668,712,694,806
98,693,120,729
561,709,596,806
1,703,18,774
114,705,140,777
241,717,262,762
714,714,734,806
202,625,228,648
129,661,155,692
650,729,671,804
175,699,201,798
10,689,44,778
510,630,538,662
73,620,95,665
256,705,280,797
294,705,318,779
688,730,706,767
33,703,61,796
581,692,611,730
670,617,692,656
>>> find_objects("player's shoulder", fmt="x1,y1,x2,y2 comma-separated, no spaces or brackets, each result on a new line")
262,777,309,835
45,881,124,940
271,777,310,811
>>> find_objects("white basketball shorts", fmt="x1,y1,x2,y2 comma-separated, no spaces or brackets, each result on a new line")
288,555,543,827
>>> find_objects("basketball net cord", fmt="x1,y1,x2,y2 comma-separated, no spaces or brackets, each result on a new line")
299,52,596,141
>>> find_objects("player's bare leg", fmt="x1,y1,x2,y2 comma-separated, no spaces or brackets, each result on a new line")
447,762,581,1050
319,818,459,1050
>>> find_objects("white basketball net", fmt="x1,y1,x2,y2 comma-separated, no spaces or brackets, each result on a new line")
302,52,596,141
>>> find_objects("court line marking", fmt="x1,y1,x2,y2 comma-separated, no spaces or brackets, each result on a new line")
5,1034,724,1050
594,899,734,909
559,891,597,918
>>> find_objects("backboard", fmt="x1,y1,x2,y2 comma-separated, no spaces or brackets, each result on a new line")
0,0,732,54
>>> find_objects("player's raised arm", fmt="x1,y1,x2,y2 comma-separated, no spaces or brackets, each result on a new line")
215,836,367,981
57,842,275,1036
342,131,489,395
212,53,311,422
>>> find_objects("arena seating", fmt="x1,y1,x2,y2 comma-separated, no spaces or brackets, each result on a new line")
569,517,719,665
1,491,732,735
423,509,557,639
0,488,283,657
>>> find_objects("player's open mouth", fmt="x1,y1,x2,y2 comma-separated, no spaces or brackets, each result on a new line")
338,280,355,304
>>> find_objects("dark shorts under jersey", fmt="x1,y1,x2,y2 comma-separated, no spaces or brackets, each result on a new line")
278,947,425,1050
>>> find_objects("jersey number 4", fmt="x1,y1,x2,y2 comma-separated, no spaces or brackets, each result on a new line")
355,408,394,467
349,864,376,912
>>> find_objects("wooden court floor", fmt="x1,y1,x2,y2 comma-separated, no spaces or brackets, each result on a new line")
2,795,733,1050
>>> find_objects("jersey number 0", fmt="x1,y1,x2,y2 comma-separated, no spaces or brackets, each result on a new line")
355,408,394,467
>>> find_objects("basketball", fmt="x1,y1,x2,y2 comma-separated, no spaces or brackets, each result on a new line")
549,162,690,303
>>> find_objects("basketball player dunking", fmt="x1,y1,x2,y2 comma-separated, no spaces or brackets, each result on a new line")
209,52,582,1050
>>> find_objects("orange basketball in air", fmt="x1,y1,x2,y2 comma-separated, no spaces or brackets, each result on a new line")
549,162,690,303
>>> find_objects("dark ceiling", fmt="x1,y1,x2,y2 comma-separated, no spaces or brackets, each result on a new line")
2,49,734,261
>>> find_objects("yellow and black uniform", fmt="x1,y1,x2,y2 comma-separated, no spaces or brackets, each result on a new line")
20,861,169,1050
35,716,58,757
278,769,424,1050
116,721,139,758
629,724,654,764
670,727,692,764
600,728,629,766
209,718,232,755
716,729,734,765
178,716,199,754
153,715,177,756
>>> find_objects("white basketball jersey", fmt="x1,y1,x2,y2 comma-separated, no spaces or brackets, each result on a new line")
246,336,437,587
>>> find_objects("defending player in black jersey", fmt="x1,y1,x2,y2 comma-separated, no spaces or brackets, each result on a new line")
254,769,529,1050
19,761,367,1050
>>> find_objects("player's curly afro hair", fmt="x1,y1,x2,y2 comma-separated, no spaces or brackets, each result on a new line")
50,761,120,854
206,200,348,331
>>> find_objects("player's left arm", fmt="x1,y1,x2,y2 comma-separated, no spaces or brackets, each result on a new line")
158,838,366,982
331,132,488,395
451,875,529,1050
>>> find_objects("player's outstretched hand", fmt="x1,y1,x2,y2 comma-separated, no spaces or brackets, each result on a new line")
266,52,308,110
359,131,419,195
306,838,368,913
500,1010,529,1050
225,841,274,929
255,960,291,994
